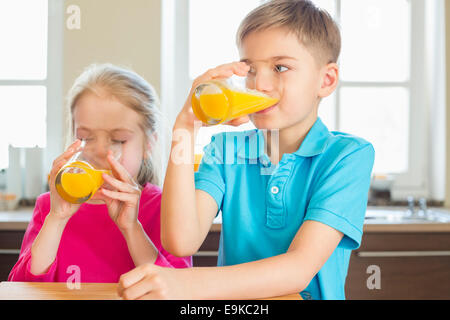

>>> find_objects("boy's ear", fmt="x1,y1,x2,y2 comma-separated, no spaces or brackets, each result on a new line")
318,63,339,98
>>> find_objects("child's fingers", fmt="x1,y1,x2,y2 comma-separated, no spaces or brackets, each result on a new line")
100,188,138,204
62,139,83,159
49,158,70,184
120,276,154,300
89,190,112,204
118,264,153,295
52,140,83,167
193,62,250,88
208,61,249,79
106,151,138,187
102,173,140,195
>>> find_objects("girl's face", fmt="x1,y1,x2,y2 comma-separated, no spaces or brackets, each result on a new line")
73,90,148,182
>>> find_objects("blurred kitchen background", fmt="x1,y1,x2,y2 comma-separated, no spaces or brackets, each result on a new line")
0,0,449,299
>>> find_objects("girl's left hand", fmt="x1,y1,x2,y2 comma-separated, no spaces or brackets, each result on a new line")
94,151,142,232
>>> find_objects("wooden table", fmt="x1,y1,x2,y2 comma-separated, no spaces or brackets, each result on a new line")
0,282,302,300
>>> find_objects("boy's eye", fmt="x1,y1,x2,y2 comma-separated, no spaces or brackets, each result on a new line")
275,65,289,73
248,66,256,75
112,140,126,144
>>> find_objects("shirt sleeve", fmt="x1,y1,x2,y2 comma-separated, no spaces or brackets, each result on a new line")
154,247,192,269
194,133,226,212
305,143,375,250
8,194,59,282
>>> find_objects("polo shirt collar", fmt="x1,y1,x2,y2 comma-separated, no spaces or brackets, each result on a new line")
294,117,331,157
236,117,331,160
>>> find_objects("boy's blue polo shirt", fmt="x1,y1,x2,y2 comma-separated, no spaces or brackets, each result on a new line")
194,117,375,300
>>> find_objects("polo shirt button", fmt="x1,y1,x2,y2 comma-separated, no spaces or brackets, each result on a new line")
271,186,279,194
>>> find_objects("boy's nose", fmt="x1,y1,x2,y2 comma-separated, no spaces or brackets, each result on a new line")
253,71,276,94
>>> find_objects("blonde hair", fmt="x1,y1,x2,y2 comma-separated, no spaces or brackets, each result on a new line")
65,63,162,187
237,0,341,65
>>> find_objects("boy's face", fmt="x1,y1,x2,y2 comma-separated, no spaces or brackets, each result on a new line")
239,27,335,131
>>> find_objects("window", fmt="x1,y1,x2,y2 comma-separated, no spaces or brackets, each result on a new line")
0,0,48,169
0,0,63,195
162,0,445,200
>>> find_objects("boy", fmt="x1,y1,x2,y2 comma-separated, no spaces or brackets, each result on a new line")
118,0,374,300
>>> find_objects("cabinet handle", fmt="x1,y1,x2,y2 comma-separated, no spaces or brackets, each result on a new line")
194,251,218,257
0,249,20,255
356,251,450,258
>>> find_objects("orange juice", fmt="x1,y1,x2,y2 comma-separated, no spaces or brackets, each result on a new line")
192,80,278,125
55,161,110,204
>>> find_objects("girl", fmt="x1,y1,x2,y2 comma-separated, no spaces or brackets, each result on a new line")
9,64,192,283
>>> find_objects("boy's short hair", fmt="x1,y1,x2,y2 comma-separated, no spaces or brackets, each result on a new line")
236,0,341,65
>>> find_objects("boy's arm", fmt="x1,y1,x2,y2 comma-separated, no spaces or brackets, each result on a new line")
161,62,250,257
160,122,219,256
118,220,343,299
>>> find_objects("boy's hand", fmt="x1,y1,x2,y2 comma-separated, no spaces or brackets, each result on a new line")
118,264,189,300
175,61,251,130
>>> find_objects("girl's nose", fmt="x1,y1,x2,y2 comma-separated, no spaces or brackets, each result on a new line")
89,140,109,161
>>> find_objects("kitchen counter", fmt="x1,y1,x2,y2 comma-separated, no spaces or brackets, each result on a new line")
0,207,33,231
210,206,450,233
0,281,302,300
2,206,450,233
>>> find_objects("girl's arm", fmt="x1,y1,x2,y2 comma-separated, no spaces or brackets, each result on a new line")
8,195,60,281
118,220,343,299
120,222,159,267
29,140,83,276
96,153,159,267
29,213,69,275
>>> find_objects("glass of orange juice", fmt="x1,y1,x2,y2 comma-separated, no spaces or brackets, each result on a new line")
55,140,122,204
191,76,279,125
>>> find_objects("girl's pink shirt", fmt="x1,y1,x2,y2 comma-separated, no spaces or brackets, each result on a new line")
8,183,192,283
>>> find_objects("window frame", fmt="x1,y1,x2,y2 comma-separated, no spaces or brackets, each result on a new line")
0,0,64,192
161,0,445,201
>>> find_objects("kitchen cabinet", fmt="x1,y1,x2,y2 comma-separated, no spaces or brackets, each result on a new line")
345,232,450,299
195,228,450,300
0,230,24,281
193,226,220,267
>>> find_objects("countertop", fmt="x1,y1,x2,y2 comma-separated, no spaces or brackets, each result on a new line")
0,281,302,300
1,206,450,233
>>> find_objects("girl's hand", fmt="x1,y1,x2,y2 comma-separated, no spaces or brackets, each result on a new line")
48,139,83,221
118,264,189,300
175,61,251,130
94,151,142,232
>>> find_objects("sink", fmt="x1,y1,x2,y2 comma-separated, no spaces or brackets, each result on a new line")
364,207,450,224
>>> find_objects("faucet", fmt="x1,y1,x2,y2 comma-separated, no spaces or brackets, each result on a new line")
417,198,428,218
406,196,415,217
406,196,429,219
